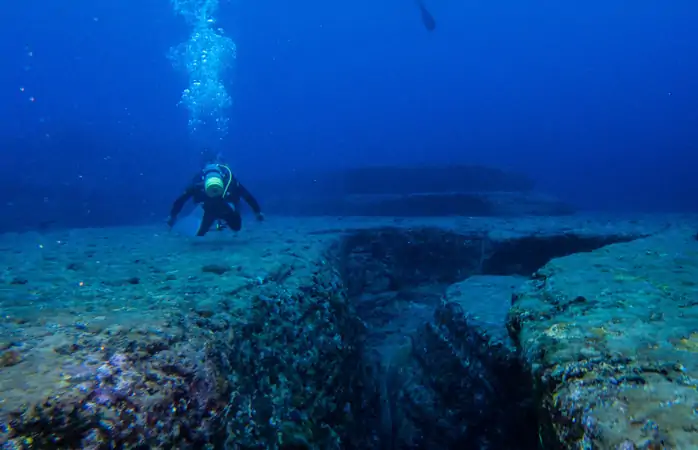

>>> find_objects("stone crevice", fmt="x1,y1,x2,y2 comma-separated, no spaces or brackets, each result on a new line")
331,226,640,449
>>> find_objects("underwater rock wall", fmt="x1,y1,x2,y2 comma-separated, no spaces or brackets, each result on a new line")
214,252,373,449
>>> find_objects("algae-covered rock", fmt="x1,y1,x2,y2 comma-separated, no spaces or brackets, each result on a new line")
508,230,698,449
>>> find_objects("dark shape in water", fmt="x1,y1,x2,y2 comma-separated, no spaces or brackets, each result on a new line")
416,0,436,31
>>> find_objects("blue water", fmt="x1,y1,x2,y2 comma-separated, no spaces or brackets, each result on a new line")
0,0,696,231
1,4,698,448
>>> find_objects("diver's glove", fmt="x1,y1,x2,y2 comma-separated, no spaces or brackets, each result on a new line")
166,215,177,228
255,212,265,222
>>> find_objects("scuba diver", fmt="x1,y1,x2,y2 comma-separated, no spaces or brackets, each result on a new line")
167,151,264,236
416,0,436,31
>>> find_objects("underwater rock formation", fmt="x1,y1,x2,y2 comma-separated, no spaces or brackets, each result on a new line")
264,191,575,217
507,230,698,449
257,165,574,217
0,215,691,449
267,165,537,197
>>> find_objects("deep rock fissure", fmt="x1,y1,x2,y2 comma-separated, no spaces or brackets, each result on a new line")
336,227,637,449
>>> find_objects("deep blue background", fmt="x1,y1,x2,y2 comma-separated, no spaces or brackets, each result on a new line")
0,0,696,229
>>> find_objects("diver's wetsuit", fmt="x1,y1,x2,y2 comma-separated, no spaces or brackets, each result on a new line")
169,170,262,236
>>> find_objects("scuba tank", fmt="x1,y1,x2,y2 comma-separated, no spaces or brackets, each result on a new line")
202,163,232,198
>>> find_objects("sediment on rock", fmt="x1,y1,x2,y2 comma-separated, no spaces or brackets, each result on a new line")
1,326,228,449
506,231,698,449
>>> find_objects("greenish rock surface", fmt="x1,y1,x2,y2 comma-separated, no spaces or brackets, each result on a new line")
508,229,698,449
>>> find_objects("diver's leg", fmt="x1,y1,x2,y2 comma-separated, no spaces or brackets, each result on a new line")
221,204,242,232
196,210,217,236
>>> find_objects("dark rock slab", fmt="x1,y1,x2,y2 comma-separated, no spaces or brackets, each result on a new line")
264,191,575,217
262,165,536,198
255,165,570,217
508,230,698,449
337,165,536,195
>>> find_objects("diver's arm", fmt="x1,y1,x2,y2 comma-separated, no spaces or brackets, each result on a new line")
238,182,263,216
168,186,195,223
